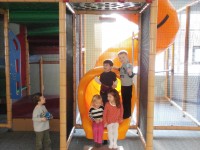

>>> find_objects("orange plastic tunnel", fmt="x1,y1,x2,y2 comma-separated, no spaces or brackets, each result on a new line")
78,67,136,139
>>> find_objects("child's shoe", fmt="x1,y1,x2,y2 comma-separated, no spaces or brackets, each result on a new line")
96,143,102,148
108,144,113,149
103,140,108,145
113,144,118,149
94,142,98,148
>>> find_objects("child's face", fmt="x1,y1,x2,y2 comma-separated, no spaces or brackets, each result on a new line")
107,93,115,103
93,99,102,108
103,63,112,72
38,96,46,105
118,53,128,64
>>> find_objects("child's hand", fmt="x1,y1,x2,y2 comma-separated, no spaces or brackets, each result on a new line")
127,68,132,75
94,76,101,85
41,117,47,122
95,119,99,123
99,118,103,122
119,119,123,123
112,81,117,89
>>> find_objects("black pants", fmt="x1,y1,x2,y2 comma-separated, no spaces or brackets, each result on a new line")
121,85,132,119
100,91,108,106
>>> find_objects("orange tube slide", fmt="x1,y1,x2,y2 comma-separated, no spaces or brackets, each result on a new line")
78,67,136,139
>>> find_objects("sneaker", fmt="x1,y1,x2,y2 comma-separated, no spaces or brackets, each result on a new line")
103,140,108,145
94,142,98,148
113,144,118,149
96,143,102,148
108,144,113,149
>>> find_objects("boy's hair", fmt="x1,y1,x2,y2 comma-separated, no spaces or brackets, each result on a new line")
32,93,42,104
107,89,121,108
118,50,128,55
103,59,113,66
91,94,102,106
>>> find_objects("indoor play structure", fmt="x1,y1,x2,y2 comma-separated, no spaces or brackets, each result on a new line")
0,0,199,150
77,0,179,140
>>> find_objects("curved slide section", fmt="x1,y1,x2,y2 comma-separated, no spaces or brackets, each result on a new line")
78,67,136,139
95,37,138,67
95,0,179,67
119,0,179,53
157,0,179,53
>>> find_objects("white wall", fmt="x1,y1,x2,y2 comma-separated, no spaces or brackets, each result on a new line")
30,54,59,95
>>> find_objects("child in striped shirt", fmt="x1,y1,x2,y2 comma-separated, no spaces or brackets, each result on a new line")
103,89,123,149
89,94,104,148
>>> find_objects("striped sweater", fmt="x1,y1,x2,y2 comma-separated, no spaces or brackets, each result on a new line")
89,105,104,121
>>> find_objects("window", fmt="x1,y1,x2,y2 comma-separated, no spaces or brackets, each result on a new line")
192,46,200,64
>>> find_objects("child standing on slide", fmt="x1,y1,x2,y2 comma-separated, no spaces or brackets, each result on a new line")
95,59,118,106
89,94,104,148
117,50,135,119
